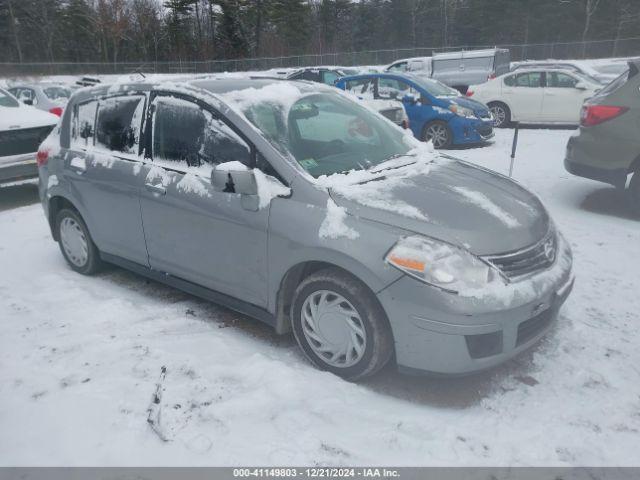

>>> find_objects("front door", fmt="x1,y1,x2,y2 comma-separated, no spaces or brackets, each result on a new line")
64,94,149,264
541,71,592,123
138,93,270,307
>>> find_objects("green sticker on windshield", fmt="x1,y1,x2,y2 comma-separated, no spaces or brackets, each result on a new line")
300,158,318,169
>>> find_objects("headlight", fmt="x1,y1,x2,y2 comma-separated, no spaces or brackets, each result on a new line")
448,104,476,119
385,236,502,293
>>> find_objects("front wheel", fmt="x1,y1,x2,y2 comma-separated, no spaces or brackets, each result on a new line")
55,208,102,275
291,268,394,381
488,102,511,128
422,121,453,149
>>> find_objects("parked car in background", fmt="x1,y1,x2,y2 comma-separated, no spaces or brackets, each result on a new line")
511,60,610,85
565,60,640,214
8,82,72,117
431,48,511,93
38,78,573,380
337,73,494,148
384,49,510,93
0,88,58,183
467,68,601,127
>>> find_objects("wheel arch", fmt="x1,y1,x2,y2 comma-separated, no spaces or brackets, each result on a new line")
274,258,392,336
48,195,81,241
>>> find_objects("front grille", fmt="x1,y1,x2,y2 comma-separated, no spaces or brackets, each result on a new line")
484,231,557,280
0,125,54,157
476,124,493,137
516,308,554,346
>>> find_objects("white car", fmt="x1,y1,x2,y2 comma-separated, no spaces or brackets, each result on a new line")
0,88,59,183
466,68,601,127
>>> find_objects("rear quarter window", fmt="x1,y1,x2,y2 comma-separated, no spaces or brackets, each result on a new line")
71,100,98,148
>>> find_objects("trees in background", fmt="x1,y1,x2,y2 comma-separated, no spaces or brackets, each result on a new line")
0,0,639,64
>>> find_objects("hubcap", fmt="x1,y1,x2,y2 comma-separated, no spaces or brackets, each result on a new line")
300,290,367,368
426,124,449,148
60,217,88,267
490,105,506,126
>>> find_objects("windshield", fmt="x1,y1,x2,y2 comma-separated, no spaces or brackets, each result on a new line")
573,71,602,86
0,88,20,108
409,75,459,97
592,70,629,98
242,92,411,178
43,86,71,100
593,64,629,75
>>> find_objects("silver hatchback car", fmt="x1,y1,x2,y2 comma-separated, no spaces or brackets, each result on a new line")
37,78,574,380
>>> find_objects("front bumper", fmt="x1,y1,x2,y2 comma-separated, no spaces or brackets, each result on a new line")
377,237,573,375
451,117,494,145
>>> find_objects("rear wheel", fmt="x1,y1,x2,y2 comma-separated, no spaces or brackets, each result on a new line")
55,208,102,275
627,170,640,216
488,102,511,128
422,121,453,149
291,268,394,381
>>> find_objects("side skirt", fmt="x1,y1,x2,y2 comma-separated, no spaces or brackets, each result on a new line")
101,253,276,328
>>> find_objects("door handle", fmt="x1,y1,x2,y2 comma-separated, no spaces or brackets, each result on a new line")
145,183,166,195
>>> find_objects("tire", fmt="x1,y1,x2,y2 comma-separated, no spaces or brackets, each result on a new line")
488,102,511,128
422,121,453,149
291,268,394,381
627,170,640,216
55,208,102,275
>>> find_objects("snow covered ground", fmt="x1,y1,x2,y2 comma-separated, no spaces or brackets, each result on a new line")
1,128,639,466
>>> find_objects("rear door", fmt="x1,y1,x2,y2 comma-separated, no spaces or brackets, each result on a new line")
502,72,545,122
138,93,270,307
541,71,592,123
64,94,149,264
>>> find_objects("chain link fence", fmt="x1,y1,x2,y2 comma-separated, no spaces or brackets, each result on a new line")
1,37,640,78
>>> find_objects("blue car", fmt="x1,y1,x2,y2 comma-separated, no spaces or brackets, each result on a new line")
335,73,495,148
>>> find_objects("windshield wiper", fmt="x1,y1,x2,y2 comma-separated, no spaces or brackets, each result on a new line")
370,153,417,173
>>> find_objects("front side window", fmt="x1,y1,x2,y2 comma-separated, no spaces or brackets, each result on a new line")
72,100,98,148
152,96,251,172
387,62,407,73
95,96,145,154
546,72,578,88
242,92,411,178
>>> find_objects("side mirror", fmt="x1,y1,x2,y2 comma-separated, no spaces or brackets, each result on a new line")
22,98,33,105
211,165,257,196
575,82,588,90
402,93,418,105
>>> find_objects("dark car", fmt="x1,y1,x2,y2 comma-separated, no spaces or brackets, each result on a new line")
565,60,640,214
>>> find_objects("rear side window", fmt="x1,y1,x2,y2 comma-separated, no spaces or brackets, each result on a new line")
95,96,145,154
344,78,374,97
72,100,98,148
377,78,416,100
152,96,251,171
546,72,578,88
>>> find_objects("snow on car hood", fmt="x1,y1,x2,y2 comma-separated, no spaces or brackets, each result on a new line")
327,155,549,256
0,103,58,131
448,96,491,115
